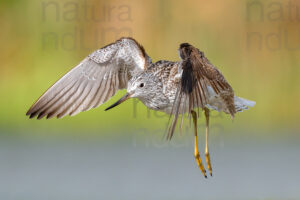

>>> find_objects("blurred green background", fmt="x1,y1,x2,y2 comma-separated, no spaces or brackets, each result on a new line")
1,0,300,134
0,0,300,199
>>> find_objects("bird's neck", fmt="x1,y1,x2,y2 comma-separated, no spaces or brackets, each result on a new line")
138,94,169,111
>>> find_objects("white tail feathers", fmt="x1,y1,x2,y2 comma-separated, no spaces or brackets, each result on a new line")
234,96,256,112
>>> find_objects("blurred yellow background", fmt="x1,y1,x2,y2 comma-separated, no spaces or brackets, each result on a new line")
1,0,299,134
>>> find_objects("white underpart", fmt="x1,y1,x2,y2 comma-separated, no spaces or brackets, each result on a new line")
205,86,223,112
205,85,256,113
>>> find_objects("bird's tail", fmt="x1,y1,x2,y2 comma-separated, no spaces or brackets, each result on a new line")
234,96,256,112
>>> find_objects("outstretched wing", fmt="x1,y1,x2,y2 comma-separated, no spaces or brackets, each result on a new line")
167,43,235,139
27,37,151,119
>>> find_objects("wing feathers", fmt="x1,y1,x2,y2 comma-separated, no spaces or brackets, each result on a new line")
30,78,80,119
50,78,85,119
27,37,150,119
167,43,235,139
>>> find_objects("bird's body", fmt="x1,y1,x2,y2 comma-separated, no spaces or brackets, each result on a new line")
27,37,255,177
128,59,255,116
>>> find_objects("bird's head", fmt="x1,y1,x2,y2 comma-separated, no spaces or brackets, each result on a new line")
127,72,160,98
105,72,161,111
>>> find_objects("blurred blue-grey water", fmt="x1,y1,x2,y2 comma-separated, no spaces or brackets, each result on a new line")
0,130,299,200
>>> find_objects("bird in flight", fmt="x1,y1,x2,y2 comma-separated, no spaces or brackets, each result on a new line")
27,37,255,178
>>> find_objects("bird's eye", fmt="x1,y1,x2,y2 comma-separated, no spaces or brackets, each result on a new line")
139,83,144,88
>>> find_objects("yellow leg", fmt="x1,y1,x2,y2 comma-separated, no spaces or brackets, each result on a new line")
204,108,212,176
191,110,207,178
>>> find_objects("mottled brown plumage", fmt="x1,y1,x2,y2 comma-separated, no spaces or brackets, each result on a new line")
167,43,239,139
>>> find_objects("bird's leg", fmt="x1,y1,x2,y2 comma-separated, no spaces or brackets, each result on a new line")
191,110,207,178
204,107,212,176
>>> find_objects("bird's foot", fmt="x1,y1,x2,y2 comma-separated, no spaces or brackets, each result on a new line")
205,152,213,176
195,152,207,178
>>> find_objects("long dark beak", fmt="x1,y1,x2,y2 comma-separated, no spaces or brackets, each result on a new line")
105,93,131,111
